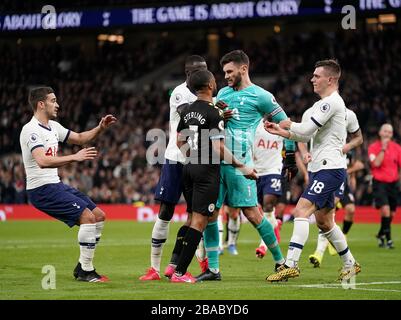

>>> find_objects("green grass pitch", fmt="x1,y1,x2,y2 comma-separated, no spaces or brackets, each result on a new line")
1,220,400,300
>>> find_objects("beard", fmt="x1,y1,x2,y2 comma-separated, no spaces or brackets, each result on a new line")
230,73,242,89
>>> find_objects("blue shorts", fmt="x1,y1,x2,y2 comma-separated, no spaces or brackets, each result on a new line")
27,182,96,227
257,174,282,205
302,169,346,210
334,174,349,199
154,159,184,204
335,175,355,206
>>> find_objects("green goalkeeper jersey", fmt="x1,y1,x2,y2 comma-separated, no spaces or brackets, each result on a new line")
217,84,294,164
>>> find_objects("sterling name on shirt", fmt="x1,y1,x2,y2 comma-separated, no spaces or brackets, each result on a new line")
183,111,206,124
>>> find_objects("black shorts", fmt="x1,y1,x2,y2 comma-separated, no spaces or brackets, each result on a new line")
372,179,399,211
182,164,220,216
277,177,291,204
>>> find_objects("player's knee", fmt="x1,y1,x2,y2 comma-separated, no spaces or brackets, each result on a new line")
244,210,262,226
184,213,192,226
95,208,106,222
190,221,204,232
79,210,96,224
263,203,274,213
158,202,175,221
208,209,219,222
230,212,240,220
345,208,354,219
95,211,106,222
316,220,333,232
292,207,304,218
227,207,240,219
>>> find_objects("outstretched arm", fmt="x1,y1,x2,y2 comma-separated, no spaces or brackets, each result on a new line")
269,110,296,151
32,147,97,168
264,120,310,142
67,114,117,145
278,118,318,139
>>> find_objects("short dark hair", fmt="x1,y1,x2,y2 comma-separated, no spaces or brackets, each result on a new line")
188,70,214,92
220,50,249,67
29,87,54,111
315,59,341,78
185,55,206,66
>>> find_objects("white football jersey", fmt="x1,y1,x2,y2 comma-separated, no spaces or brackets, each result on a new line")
346,108,359,134
253,119,283,176
303,107,360,170
343,108,360,168
298,91,347,172
20,116,70,190
164,82,197,163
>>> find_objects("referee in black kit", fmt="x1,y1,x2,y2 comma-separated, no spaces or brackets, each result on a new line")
170,69,257,283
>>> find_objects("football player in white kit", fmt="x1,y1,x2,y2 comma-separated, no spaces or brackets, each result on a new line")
307,107,363,267
140,55,209,281
265,59,361,282
20,87,116,282
253,118,284,258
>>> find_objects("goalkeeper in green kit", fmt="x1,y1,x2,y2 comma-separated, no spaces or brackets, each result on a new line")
196,50,297,282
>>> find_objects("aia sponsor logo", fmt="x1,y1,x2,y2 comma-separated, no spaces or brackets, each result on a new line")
45,146,58,156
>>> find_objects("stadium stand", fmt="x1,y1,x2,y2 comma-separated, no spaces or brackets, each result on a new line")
1,12,400,205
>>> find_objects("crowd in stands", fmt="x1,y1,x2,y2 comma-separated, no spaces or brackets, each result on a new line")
1,26,400,206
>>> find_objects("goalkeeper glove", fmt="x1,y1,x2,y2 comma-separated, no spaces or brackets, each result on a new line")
282,150,298,181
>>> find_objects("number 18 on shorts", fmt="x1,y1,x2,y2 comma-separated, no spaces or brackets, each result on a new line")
302,169,346,210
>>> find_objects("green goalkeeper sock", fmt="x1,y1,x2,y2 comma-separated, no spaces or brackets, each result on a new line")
204,221,220,272
256,217,284,264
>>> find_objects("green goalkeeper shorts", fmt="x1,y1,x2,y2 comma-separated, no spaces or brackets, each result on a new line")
216,163,258,208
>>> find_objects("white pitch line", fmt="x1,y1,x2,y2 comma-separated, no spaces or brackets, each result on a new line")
290,281,401,293
292,281,401,288
293,286,401,293
347,288,401,293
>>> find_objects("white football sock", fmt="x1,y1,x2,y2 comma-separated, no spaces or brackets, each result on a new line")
78,224,96,271
218,214,224,250
265,208,278,228
195,237,206,262
315,230,329,256
95,221,105,245
151,217,170,272
228,216,240,246
324,225,355,266
286,218,309,268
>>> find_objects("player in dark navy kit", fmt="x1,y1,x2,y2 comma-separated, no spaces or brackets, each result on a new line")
140,56,209,281
170,70,257,283
20,87,116,282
